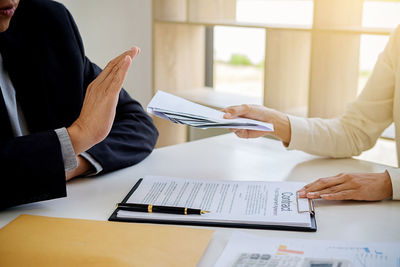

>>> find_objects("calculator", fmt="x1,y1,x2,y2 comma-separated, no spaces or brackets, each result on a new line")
232,253,350,267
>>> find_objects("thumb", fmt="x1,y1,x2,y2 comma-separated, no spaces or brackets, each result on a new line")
223,104,252,119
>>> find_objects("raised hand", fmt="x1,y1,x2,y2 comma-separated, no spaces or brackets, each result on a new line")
67,47,140,155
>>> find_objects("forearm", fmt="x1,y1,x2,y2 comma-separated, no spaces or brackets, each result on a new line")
269,111,291,145
286,113,385,158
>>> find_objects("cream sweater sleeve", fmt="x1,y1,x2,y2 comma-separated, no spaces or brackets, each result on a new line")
287,26,400,199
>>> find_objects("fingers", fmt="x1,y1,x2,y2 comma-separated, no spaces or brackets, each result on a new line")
233,129,248,138
93,47,140,86
304,183,349,199
223,104,252,119
320,190,356,200
112,55,132,90
229,128,245,137
232,129,268,139
298,174,346,198
223,104,273,123
102,54,132,95
231,129,253,139
110,46,139,67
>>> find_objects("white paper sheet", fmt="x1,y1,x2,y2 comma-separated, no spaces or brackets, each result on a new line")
117,176,311,227
147,91,274,131
215,232,400,267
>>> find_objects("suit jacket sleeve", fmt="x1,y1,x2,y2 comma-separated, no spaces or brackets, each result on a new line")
0,129,67,209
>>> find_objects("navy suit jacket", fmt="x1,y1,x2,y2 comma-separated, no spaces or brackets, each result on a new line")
0,0,158,209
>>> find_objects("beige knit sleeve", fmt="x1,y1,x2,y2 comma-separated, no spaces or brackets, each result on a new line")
286,26,400,199
287,26,399,158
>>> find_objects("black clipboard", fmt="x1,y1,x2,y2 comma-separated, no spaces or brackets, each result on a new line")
109,178,317,232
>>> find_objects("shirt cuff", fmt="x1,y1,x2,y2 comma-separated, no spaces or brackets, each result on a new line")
54,127,78,172
285,115,310,150
80,152,103,176
386,168,400,200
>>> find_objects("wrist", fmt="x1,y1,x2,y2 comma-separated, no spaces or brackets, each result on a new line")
382,170,393,198
67,122,93,155
272,112,291,144
66,156,92,181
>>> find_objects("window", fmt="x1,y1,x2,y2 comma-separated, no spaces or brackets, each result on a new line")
236,0,313,26
362,0,400,28
212,0,313,99
358,35,389,94
213,26,265,98
359,0,400,92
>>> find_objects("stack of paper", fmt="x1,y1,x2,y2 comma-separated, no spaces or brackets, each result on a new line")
147,91,274,131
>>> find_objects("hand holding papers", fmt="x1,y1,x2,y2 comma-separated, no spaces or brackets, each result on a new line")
147,91,274,131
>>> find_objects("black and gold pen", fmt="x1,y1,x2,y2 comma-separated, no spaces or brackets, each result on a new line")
116,203,210,215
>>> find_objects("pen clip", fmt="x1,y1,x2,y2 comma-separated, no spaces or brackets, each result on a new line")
296,191,315,216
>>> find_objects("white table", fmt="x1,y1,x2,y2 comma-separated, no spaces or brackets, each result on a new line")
1,133,399,266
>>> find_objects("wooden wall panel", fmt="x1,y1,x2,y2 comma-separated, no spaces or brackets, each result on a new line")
313,0,364,28
308,0,363,118
154,0,187,21
154,23,205,93
309,32,361,118
153,117,188,148
153,23,205,147
188,0,236,22
264,29,311,116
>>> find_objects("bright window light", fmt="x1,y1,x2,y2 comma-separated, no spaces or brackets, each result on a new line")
236,0,313,26
358,35,389,94
362,0,400,28
213,26,265,98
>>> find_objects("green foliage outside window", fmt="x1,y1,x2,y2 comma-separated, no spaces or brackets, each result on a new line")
228,54,253,66
227,54,265,68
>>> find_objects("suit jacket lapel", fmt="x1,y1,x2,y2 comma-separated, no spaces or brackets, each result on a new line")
0,21,53,134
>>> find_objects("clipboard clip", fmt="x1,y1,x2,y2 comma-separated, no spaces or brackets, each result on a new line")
296,191,315,216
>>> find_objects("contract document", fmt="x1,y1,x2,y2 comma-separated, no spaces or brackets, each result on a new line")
113,176,316,231
147,91,274,131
